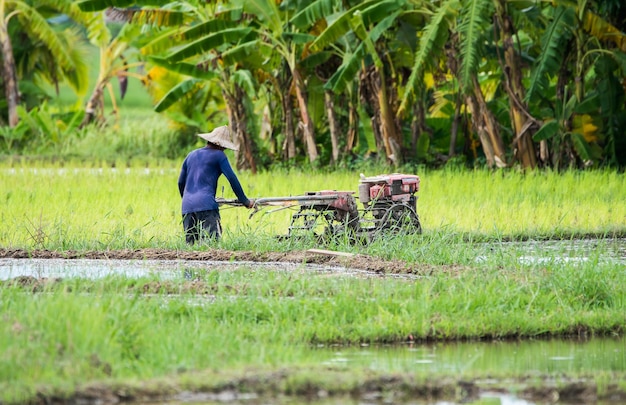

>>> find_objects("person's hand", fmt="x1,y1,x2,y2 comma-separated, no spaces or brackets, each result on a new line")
247,199,255,209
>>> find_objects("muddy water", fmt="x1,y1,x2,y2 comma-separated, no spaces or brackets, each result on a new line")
0,257,374,281
477,238,626,266
160,394,602,405
158,338,625,405
314,338,626,405
320,336,626,374
161,393,540,405
2,238,624,281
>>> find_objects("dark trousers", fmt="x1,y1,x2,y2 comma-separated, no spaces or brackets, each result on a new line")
182,210,222,245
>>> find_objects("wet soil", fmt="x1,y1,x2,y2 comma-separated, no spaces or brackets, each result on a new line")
0,247,465,276
3,248,624,404
1,274,225,295
29,368,626,405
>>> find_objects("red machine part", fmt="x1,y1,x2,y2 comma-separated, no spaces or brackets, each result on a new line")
304,190,356,212
358,174,420,203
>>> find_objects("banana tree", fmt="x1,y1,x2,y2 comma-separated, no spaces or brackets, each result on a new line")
492,0,538,168
309,0,410,166
457,0,515,167
146,14,264,171
401,0,508,167
291,0,360,163
526,0,626,167
222,70,259,172
0,0,91,127
77,1,189,127
80,24,146,127
79,0,324,166
532,90,603,168
398,1,458,160
238,0,321,164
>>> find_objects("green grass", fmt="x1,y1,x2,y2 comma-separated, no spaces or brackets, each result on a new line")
1,262,625,403
1,165,625,403
0,166,624,254
2,37,624,404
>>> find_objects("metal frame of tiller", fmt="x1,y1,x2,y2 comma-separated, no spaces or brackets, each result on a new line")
217,173,421,241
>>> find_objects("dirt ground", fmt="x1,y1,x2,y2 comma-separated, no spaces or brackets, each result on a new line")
0,247,465,276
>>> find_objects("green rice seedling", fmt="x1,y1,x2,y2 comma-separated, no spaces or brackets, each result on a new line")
420,169,626,239
0,165,624,253
1,259,625,403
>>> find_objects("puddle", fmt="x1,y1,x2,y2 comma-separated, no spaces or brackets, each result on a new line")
303,337,625,405
0,258,380,281
157,336,626,404
159,392,539,405
318,336,626,374
477,238,626,266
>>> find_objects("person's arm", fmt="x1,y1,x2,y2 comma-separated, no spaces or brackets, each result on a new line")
177,160,187,197
219,156,251,207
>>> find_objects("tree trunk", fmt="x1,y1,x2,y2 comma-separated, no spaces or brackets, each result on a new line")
377,69,403,166
345,90,358,155
410,98,433,160
360,68,384,155
465,94,495,165
444,33,462,159
80,82,106,128
449,93,462,157
360,65,403,165
496,4,537,168
324,91,340,164
260,105,274,156
224,84,257,173
292,69,318,163
281,86,296,160
368,64,402,166
0,7,20,127
410,104,419,156
469,75,507,168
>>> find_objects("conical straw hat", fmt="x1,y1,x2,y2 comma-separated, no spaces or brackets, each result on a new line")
197,126,238,151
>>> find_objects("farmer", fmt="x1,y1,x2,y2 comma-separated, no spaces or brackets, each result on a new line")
178,125,254,245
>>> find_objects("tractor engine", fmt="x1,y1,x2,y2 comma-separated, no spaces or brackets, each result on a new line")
358,173,421,231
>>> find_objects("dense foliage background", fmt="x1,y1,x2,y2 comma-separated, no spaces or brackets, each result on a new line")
0,0,624,170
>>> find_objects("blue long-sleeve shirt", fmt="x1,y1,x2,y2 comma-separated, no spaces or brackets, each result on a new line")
178,147,250,215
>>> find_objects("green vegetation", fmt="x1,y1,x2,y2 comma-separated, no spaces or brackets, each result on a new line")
1,1,624,402
1,166,624,251
1,260,625,403
1,1,626,170
1,164,625,403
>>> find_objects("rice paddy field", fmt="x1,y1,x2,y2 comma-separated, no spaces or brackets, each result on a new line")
1,164,626,404
1,165,624,251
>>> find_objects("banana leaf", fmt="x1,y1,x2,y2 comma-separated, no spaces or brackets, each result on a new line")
532,120,559,142
154,78,203,113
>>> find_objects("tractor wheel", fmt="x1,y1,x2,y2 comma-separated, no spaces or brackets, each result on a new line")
379,204,422,234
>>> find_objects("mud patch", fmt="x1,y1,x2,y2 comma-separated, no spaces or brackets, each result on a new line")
0,275,231,295
32,368,626,405
0,248,465,276
1,275,63,292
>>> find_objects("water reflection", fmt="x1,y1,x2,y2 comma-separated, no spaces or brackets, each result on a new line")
160,393,536,405
319,336,626,374
0,258,358,281
160,390,606,405
477,238,626,266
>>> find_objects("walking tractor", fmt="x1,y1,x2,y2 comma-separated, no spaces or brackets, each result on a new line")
218,173,421,241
